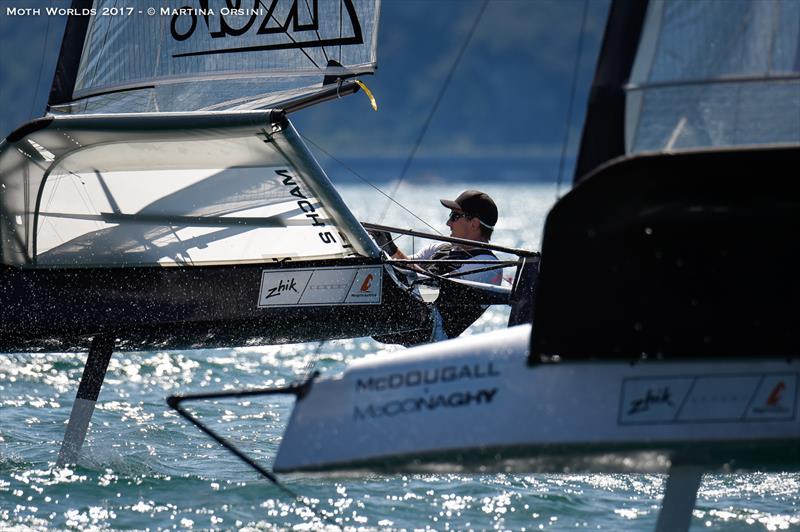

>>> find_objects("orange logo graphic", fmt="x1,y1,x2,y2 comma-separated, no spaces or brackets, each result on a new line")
767,381,786,406
360,274,374,292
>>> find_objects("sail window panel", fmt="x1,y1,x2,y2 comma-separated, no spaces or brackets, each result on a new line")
633,0,800,82
57,0,379,113
27,124,366,267
626,0,800,154
2,112,375,267
629,80,800,153
35,164,355,267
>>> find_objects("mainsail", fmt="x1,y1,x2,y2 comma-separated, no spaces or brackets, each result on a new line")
49,0,380,114
0,3,65,135
2,0,381,269
575,0,800,180
626,0,800,153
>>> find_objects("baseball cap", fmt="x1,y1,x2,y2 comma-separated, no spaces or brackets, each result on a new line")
440,189,498,229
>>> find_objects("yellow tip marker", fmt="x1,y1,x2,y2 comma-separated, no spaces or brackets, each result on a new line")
354,80,378,111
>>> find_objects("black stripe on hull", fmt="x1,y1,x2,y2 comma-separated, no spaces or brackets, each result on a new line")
0,258,430,353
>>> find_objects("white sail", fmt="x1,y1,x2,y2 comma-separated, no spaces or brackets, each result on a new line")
0,0,385,267
49,0,380,114
0,112,377,267
626,0,800,153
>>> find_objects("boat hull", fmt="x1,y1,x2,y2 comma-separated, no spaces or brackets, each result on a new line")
274,325,800,472
0,259,430,352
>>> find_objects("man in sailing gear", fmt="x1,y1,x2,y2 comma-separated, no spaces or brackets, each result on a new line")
373,190,502,344
389,189,501,285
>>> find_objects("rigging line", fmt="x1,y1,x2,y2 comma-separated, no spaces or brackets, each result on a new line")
378,0,489,223
299,133,443,235
256,0,322,71
397,262,505,284
555,0,589,199
301,340,327,382
303,0,330,64
168,395,341,529
29,0,53,120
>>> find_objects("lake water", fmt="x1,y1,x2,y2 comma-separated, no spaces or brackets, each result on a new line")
2,182,799,530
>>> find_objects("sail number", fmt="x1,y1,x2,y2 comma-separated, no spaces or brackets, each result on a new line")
170,0,319,42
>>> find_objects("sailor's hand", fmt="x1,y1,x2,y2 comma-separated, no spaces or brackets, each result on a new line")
368,230,398,256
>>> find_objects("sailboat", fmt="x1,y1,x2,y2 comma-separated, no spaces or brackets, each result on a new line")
0,0,535,467
170,0,800,530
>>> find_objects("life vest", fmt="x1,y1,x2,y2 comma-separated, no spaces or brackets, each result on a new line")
427,244,497,276
372,244,499,347
427,244,498,338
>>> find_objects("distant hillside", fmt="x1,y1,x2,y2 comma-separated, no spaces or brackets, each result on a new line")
295,0,609,183
295,0,608,156
0,0,610,183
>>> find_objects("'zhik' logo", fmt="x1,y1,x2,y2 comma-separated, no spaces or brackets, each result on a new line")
627,387,675,415
265,278,298,300
360,274,374,292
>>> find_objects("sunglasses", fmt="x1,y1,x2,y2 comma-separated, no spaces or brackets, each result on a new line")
448,211,472,223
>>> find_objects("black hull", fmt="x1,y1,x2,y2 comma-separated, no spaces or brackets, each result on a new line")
532,146,800,360
0,258,430,353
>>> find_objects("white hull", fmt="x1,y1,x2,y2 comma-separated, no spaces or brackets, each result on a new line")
274,325,800,472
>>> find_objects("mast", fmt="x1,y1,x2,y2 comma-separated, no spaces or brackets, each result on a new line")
572,0,649,182
48,0,93,108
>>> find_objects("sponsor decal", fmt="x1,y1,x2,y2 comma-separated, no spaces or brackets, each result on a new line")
749,377,794,417
767,381,785,406
626,387,675,415
275,169,329,239
254,168,357,252
344,268,381,303
258,270,312,306
353,388,498,421
263,277,298,300
360,274,374,292
619,373,797,425
619,378,691,423
258,266,382,307
355,362,501,393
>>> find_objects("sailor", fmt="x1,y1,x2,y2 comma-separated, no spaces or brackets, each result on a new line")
372,189,502,344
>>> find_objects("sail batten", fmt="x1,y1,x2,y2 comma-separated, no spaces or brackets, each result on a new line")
49,0,379,114
626,72,800,91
